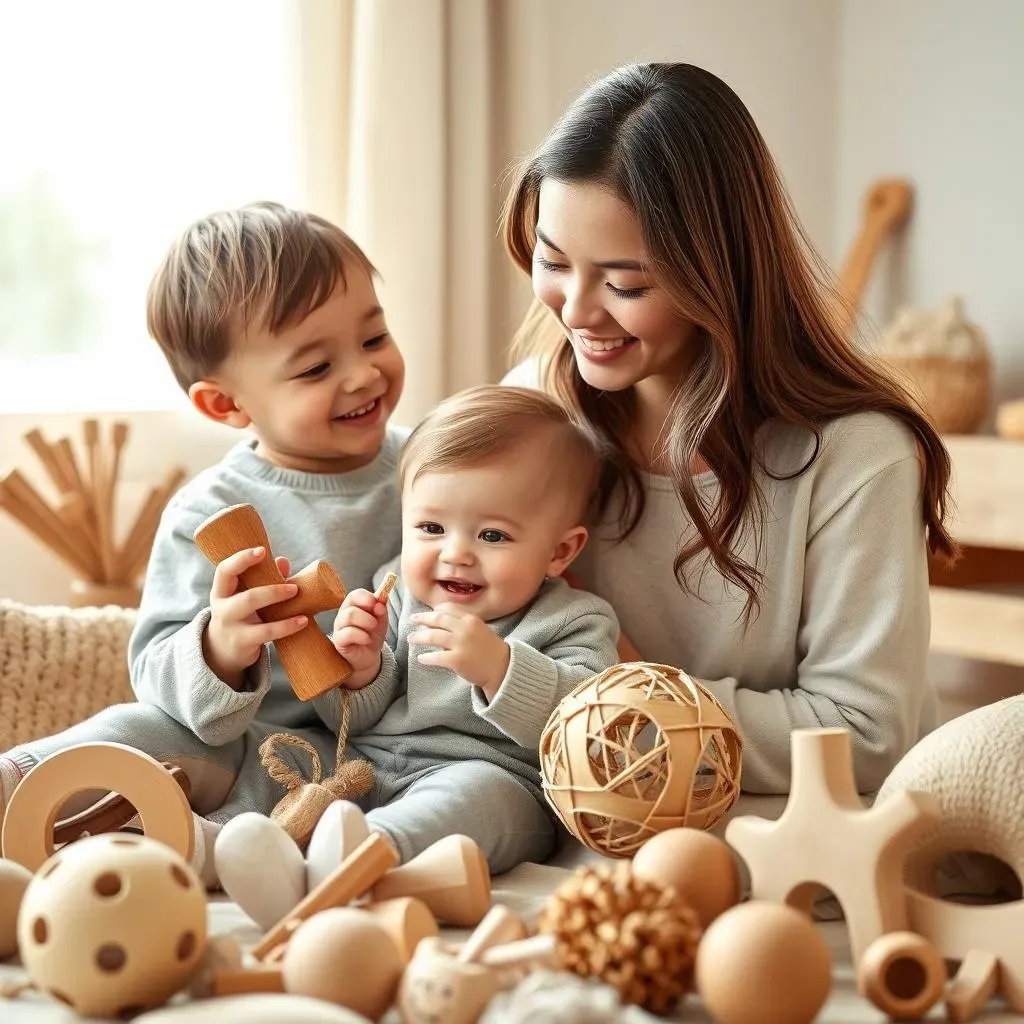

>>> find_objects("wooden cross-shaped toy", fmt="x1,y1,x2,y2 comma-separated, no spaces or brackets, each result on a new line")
725,728,940,966
194,503,353,701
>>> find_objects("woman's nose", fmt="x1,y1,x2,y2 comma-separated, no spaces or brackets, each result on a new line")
560,278,604,331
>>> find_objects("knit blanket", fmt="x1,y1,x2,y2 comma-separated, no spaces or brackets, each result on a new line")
0,600,136,751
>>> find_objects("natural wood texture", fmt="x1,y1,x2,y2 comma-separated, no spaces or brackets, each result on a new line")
193,503,353,701
943,436,1024,553
725,728,940,967
929,587,1024,667
252,832,398,961
0,742,194,871
930,544,1024,588
857,931,946,1021
946,949,1001,1024
0,421,184,604
835,178,914,335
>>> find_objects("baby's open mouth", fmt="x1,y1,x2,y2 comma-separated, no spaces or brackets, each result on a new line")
438,579,482,595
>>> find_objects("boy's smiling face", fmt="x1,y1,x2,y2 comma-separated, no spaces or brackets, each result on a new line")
191,267,405,473
400,452,587,622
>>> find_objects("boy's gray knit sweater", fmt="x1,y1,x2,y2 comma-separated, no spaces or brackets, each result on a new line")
347,560,621,794
128,430,407,744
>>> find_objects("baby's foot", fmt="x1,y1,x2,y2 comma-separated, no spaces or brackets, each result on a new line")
306,800,371,892
215,813,306,931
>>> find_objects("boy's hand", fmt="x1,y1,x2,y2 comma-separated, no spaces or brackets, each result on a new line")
408,603,510,701
204,547,305,690
332,589,387,689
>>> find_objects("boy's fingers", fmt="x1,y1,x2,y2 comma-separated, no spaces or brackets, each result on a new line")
333,626,372,648
407,628,451,650
230,582,298,618
211,546,269,599
275,555,291,578
336,607,378,634
343,589,380,613
252,616,308,645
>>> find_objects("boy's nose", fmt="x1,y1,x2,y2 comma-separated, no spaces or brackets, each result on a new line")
342,363,383,393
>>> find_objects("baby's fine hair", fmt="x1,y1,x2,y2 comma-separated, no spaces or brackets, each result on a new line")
146,201,375,391
400,385,602,523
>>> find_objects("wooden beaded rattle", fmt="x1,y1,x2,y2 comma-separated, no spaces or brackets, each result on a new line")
193,503,353,701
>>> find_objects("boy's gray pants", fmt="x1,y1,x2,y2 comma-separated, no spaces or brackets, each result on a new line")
8,702,556,874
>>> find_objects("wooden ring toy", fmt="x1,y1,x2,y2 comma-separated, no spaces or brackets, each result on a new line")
858,931,947,1020
1,741,194,871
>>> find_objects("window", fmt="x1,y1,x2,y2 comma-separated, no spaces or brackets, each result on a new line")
0,0,305,413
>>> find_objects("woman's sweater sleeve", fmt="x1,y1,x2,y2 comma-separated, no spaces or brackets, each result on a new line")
699,454,930,795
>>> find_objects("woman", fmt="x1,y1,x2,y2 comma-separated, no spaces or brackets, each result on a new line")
501,63,955,795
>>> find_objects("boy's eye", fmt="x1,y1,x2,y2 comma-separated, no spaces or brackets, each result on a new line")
479,529,510,544
417,522,444,535
607,283,649,299
297,362,330,379
363,332,389,349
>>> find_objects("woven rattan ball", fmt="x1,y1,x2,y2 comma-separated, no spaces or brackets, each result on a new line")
539,663,742,857
537,862,703,1016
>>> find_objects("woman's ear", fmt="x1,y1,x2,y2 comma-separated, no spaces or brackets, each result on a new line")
188,380,251,429
546,525,589,578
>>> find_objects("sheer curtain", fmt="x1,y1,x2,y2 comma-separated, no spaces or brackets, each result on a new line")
297,0,506,426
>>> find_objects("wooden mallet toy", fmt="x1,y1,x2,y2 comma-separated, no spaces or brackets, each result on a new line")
193,503,353,701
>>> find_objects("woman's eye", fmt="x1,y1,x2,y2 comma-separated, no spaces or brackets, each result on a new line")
534,255,565,273
480,529,509,544
417,522,444,535
607,283,649,299
363,332,389,349
298,362,330,379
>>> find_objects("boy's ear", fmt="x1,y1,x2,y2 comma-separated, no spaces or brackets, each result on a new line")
546,525,589,579
188,380,252,429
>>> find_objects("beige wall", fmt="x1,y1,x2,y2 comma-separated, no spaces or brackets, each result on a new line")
836,0,1024,403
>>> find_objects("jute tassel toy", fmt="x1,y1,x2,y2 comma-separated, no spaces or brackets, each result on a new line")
0,419,186,607
258,572,399,848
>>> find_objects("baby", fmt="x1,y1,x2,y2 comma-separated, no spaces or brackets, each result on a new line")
216,385,620,920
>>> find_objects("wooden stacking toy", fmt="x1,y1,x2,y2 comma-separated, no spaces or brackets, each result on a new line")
1,742,194,871
193,503,353,700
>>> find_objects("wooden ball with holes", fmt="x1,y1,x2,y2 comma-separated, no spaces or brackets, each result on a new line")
17,834,207,1019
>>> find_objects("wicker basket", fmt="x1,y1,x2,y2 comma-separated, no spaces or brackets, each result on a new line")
878,352,992,434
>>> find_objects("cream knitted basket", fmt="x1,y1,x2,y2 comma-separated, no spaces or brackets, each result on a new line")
0,599,136,750
876,696,1024,896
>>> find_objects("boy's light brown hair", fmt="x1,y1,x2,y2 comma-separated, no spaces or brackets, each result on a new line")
400,385,602,523
146,201,376,391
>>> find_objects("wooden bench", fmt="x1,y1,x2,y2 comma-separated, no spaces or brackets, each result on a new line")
929,436,1024,668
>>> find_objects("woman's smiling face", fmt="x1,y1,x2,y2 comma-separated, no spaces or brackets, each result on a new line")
531,178,696,395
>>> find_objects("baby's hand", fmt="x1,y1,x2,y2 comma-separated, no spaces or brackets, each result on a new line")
332,589,387,689
204,548,301,690
408,603,510,701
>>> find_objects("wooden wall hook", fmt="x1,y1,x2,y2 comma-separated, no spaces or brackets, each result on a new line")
193,503,353,700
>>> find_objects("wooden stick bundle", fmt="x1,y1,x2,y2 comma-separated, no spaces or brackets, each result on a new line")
0,419,187,603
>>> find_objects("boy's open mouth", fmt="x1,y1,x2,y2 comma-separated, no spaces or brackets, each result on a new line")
438,578,482,595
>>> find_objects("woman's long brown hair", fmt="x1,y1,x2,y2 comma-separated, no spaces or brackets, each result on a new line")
502,63,956,619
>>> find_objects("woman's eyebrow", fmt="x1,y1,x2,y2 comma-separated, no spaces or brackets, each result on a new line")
535,228,645,271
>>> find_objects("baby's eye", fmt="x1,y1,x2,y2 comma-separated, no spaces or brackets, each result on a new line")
417,522,444,535
479,529,510,544
298,362,330,379
363,332,389,349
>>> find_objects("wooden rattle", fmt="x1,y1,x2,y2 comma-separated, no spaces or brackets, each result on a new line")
253,831,399,961
857,931,947,1021
371,833,492,927
398,905,528,1024
1,742,194,872
725,727,940,965
193,503,353,700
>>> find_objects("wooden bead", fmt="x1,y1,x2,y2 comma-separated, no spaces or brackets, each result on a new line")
858,931,947,1021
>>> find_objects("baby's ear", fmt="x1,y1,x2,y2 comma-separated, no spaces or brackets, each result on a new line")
188,380,251,429
546,525,589,578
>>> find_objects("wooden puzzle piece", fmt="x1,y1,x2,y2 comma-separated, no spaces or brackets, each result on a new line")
194,503,353,700
1,742,194,871
725,728,940,965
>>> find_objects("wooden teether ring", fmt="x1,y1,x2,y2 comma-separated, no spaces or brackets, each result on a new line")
0,741,194,871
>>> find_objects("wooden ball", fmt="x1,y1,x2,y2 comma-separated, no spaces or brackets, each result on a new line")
631,827,739,928
0,858,32,958
282,908,403,1021
17,834,207,1018
695,901,832,1024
